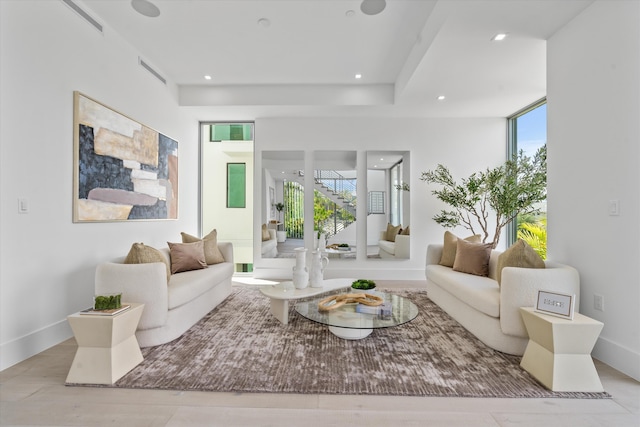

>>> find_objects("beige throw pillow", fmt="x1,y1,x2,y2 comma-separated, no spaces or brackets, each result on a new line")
496,239,545,285
261,224,271,242
439,231,481,267
400,226,410,236
124,242,171,280
385,223,402,242
181,229,225,265
452,239,493,277
167,241,208,274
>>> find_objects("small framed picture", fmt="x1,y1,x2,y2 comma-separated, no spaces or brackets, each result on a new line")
535,290,575,320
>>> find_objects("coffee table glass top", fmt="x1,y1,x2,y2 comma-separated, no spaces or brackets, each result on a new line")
295,292,418,330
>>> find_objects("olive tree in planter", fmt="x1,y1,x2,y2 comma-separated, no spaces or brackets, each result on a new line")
421,145,546,249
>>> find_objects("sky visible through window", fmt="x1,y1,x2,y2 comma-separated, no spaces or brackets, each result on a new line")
516,103,546,158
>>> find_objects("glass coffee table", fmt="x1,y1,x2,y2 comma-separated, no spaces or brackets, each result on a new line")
295,291,418,340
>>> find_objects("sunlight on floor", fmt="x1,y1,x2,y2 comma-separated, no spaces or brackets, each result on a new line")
232,277,279,286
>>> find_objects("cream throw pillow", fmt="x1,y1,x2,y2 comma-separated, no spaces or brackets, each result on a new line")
181,229,225,265
496,239,545,285
167,241,208,274
385,223,402,242
124,242,171,280
452,239,493,277
439,231,481,267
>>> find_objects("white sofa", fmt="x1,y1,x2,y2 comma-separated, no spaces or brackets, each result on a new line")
95,242,234,347
425,243,580,355
262,228,278,258
378,231,410,259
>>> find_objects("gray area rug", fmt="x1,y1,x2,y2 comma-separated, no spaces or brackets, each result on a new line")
109,287,609,398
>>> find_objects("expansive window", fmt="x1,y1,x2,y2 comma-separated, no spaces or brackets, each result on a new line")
389,160,403,226
507,99,547,257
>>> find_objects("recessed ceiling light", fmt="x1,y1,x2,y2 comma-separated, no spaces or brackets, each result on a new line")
355,74,362,79
345,10,355,18
492,33,507,41
257,18,271,28
361,0,386,16
204,75,212,80
131,0,160,18
437,95,446,101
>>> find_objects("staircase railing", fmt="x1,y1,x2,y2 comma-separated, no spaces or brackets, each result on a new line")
314,170,356,239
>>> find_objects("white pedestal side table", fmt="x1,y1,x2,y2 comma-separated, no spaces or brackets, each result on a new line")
519,307,604,392
260,278,353,325
66,303,144,385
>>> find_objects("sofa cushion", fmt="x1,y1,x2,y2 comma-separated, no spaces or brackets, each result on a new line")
261,224,271,242
378,239,396,255
426,264,500,318
181,229,225,265
167,262,233,310
385,223,402,242
439,231,481,267
167,241,208,274
496,239,545,285
124,243,171,280
453,239,492,277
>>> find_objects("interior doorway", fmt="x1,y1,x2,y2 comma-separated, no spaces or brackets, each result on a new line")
200,122,254,274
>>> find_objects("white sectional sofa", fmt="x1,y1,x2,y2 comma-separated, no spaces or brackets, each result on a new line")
262,228,278,258
425,243,580,355
378,231,410,259
95,242,234,347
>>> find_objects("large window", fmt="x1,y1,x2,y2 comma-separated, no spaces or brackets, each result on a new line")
507,99,547,257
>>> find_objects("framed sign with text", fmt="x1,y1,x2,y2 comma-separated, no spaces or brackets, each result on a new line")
535,290,575,320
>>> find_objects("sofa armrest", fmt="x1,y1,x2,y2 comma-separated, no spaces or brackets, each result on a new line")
500,263,580,337
394,234,410,259
218,241,234,264
95,262,168,330
426,244,443,267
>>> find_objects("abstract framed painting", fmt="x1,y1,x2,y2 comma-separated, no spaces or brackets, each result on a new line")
73,92,178,222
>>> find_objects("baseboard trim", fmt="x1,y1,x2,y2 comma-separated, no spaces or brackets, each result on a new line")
0,319,72,371
593,335,640,381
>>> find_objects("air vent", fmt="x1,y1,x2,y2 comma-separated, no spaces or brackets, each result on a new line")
138,57,167,85
61,0,103,33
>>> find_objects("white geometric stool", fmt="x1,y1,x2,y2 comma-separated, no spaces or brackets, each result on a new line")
519,307,604,392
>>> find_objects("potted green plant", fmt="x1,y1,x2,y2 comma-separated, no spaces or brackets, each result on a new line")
351,279,376,291
274,202,286,242
422,146,546,248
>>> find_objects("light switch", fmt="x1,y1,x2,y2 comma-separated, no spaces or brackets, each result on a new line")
18,198,29,214
608,199,620,216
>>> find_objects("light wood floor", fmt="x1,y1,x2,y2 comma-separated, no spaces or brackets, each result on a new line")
1,281,638,427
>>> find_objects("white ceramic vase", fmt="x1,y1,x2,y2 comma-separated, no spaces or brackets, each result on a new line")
309,250,329,288
292,247,309,289
317,233,327,251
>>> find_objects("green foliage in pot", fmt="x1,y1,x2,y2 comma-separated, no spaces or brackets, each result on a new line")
422,146,546,248
351,279,376,290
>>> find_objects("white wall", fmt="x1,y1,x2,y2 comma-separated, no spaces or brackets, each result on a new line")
0,0,198,370
253,117,506,279
547,0,640,380
202,137,254,265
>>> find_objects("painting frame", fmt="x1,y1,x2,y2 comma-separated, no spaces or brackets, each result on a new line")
73,91,178,222
226,162,246,208
535,290,576,320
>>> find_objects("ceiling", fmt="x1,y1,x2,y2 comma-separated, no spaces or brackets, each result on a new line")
80,0,593,118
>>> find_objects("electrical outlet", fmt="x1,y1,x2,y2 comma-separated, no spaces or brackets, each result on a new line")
18,197,29,214
594,294,604,311
609,199,620,216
